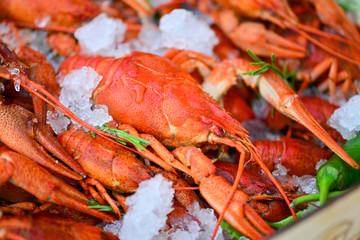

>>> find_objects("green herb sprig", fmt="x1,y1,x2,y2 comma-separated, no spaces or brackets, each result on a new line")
87,199,115,213
90,123,150,150
242,50,297,90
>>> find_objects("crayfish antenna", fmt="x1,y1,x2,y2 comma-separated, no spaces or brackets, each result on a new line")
209,134,297,225
211,149,246,239
284,23,360,67
260,4,360,66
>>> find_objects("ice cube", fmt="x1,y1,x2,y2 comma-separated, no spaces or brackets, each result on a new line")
159,9,218,56
119,175,174,240
48,66,113,133
75,13,127,57
293,175,318,194
328,94,360,140
157,202,224,240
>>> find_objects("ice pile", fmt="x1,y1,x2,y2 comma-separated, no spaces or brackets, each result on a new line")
159,9,218,56
75,13,130,57
271,163,320,194
47,67,113,134
131,26,164,55
103,175,174,240
18,26,65,71
102,175,224,240
159,202,224,240
75,9,218,58
272,163,289,178
0,22,23,50
293,175,318,194
328,94,360,140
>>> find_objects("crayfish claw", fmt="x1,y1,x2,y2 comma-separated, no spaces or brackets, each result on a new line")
0,103,83,180
34,123,87,177
229,22,306,59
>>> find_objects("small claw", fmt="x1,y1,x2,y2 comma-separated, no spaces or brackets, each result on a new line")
229,22,306,58
239,64,359,169
0,103,83,180
34,124,87,177
0,146,116,222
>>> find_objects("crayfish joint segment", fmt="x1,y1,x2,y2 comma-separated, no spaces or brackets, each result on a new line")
0,103,84,180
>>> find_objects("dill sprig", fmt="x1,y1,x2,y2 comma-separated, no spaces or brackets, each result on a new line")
242,50,297,90
86,199,115,213
90,123,150,150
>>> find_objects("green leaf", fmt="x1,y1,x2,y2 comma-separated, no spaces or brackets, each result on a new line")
242,50,297,91
90,130,96,138
93,124,150,150
86,199,115,213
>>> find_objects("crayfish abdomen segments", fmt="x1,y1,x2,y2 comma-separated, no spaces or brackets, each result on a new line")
59,52,246,148
57,128,152,193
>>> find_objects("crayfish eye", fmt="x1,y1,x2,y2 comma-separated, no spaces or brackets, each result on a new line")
264,188,275,195
210,125,225,137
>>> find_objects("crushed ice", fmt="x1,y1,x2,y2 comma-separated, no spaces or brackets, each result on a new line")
328,94,360,140
252,98,270,119
75,13,130,58
272,162,319,194
272,163,288,178
75,10,218,58
103,175,174,240
315,159,328,172
158,202,224,240
47,67,113,134
159,9,218,56
293,175,318,194
101,175,224,240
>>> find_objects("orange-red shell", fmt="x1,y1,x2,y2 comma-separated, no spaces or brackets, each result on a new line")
57,128,152,193
0,0,100,27
252,137,332,176
59,52,247,148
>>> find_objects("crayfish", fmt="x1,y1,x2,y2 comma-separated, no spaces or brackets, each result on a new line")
55,50,357,238
1,0,360,239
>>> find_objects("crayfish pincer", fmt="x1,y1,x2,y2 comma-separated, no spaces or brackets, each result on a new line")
59,52,291,239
